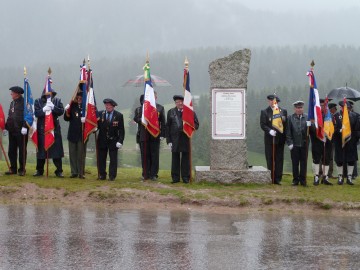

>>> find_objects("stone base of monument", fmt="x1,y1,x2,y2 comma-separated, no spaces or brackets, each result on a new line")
195,166,271,184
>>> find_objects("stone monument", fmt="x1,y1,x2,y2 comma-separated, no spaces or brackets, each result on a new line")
195,49,270,184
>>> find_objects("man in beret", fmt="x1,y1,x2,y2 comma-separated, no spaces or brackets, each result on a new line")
4,86,28,176
309,99,333,185
97,98,125,181
33,90,65,177
64,88,86,178
332,100,359,185
133,91,166,180
166,95,199,183
286,101,309,186
260,94,287,184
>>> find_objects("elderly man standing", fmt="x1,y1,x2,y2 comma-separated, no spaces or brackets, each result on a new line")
286,101,310,186
260,94,287,185
166,95,199,184
97,98,125,181
4,86,28,176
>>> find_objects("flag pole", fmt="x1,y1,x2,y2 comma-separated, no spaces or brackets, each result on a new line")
23,66,27,175
184,57,193,183
272,137,275,184
0,134,10,170
80,58,87,178
143,52,150,180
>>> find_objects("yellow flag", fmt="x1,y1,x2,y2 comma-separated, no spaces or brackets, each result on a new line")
272,99,283,134
342,99,351,147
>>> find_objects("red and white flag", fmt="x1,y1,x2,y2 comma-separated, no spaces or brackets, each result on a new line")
43,74,55,151
183,67,195,138
83,69,98,143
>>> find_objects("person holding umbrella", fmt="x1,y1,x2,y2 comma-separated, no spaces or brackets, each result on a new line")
4,86,28,176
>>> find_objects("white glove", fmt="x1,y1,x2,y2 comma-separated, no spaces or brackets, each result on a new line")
65,104,70,110
269,129,277,137
168,143,172,150
160,137,164,140
21,127,27,135
116,142,122,149
306,121,311,127
81,117,86,123
288,144,294,150
42,106,51,112
47,101,55,110
2,130,8,136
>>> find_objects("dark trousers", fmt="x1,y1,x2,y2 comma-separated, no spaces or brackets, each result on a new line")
68,140,87,176
8,133,28,173
171,152,190,182
99,147,118,179
265,142,285,183
36,158,62,174
291,146,307,184
140,140,160,179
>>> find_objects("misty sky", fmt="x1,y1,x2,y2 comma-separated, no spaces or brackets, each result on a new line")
1,0,360,68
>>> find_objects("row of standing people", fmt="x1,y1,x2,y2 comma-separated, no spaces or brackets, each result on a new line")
260,94,359,186
2,86,199,183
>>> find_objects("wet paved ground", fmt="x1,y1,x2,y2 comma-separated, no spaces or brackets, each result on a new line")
0,205,359,269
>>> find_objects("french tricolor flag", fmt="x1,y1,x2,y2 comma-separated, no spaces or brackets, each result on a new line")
307,68,324,141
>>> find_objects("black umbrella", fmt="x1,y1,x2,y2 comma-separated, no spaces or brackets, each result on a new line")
327,85,360,101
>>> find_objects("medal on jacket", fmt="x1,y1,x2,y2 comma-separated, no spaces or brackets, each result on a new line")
75,112,78,117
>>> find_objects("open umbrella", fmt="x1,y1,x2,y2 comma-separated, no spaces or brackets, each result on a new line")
327,85,360,101
122,74,171,87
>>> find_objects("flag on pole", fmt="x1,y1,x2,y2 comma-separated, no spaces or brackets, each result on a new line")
24,76,38,147
183,60,195,138
323,96,334,140
307,64,324,141
43,71,55,151
0,103,5,131
83,67,98,143
342,97,351,147
272,98,283,133
141,59,160,137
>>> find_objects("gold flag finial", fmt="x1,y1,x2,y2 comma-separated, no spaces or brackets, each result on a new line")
24,66,27,77
184,57,189,69
146,51,150,63
48,67,52,75
310,60,315,67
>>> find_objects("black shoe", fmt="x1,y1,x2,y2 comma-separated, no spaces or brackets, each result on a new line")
5,171,16,175
274,181,281,185
346,176,354,185
18,171,25,176
291,179,299,186
183,179,189,184
79,175,85,179
171,180,180,184
150,177,157,181
313,175,320,186
300,181,307,187
33,171,43,177
70,174,78,178
109,177,115,181
99,175,106,180
55,172,64,178
322,176,333,185
337,175,344,185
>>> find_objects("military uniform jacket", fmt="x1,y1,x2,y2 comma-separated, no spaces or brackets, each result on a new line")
5,96,25,134
97,110,125,150
260,106,287,145
166,107,199,152
133,103,166,142
286,113,308,147
64,102,83,143
34,97,65,159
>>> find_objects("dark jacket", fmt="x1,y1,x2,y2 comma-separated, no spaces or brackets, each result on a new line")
34,96,65,159
166,108,199,152
286,113,308,147
64,102,82,143
260,106,287,145
5,96,25,134
133,103,166,142
97,110,125,150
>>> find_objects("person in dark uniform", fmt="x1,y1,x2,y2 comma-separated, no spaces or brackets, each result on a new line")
33,90,65,177
97,98,125,181
332,100,359,185
309,99,333,185
166,95,199,184
4,86,28,176
64,89,86,178
260,94,287,184
133,92,166,180
347,100,359,179
286,101,310,186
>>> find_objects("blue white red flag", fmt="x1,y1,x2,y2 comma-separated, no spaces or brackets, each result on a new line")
43,74,55,151
83,68,98,143
183,67,195,138
24,77,38,147
307,68,324,141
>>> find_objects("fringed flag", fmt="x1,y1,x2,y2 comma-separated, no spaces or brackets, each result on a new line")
83,67,98,143
141,60,160,137
307,65,324,141
323,96,334,140
183,63,195,138
342,97,351,147
272,98,283,133
24,76,38,147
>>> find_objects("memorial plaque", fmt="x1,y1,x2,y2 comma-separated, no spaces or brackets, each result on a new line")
212,88,246,139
